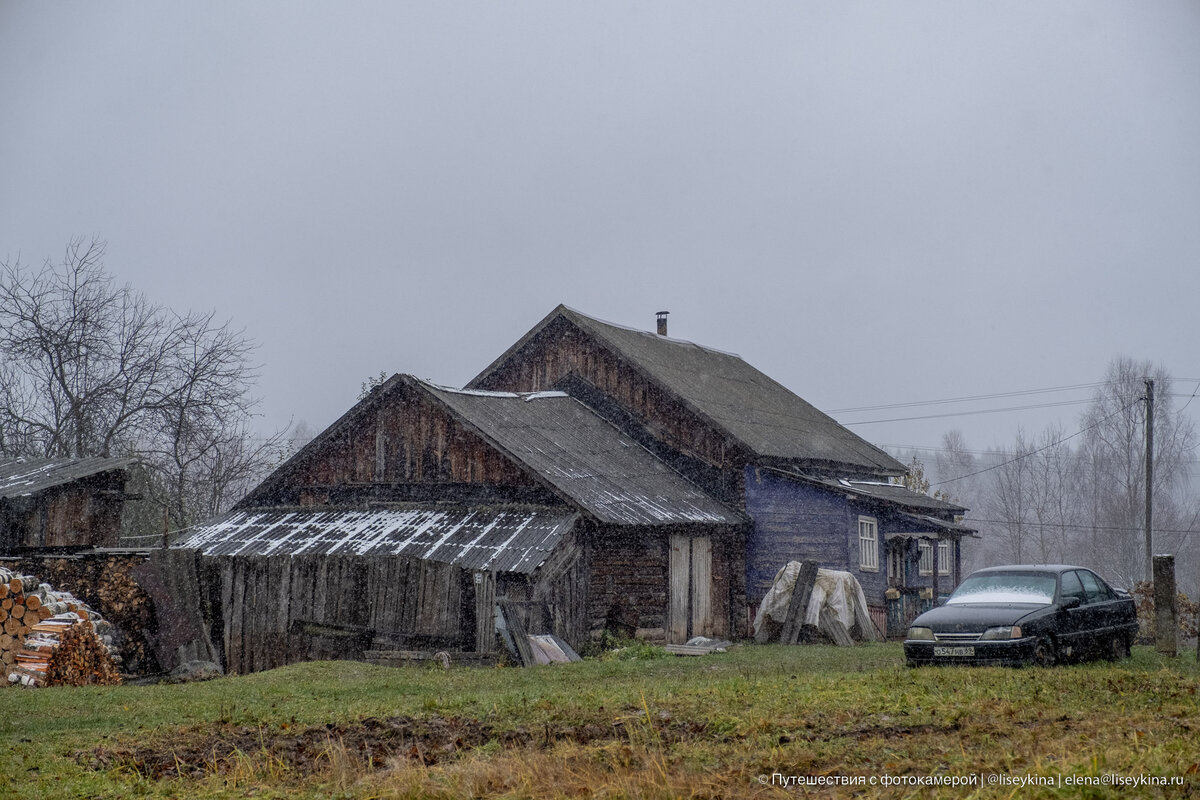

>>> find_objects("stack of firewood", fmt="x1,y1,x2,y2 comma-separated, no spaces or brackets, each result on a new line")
20,556,155,672
0,567,122,687
0,569,49,665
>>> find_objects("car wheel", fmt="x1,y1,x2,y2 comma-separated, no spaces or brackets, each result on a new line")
1107,633,1130,661
1033,636,1056,667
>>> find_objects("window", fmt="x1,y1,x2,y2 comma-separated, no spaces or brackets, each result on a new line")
887,546,903,581
918,540,933,575
1060,570,1086,604
938,540,951,576
858,517,878,571
1077,569,1114,602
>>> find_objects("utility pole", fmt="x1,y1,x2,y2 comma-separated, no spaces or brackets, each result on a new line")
1144,378,1154,585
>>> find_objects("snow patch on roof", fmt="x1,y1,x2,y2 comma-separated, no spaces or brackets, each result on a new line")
176,506,578,573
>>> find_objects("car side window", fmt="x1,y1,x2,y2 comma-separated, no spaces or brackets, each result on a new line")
1078,570,1113,602
1059,570,1085,604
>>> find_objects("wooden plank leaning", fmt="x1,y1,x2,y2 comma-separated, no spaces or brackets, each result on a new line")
779,560,819,645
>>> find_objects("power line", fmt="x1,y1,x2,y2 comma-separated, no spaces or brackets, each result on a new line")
829,380,1200,426
960,516,1200,536
828,381,1108,414
879,442,1200,466
1177,380,1200,414
841,398,1092,426
931,397,1142,487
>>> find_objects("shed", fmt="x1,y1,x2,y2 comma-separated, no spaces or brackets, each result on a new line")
0,456,131,551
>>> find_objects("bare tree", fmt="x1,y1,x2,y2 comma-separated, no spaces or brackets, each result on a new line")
0,238,166,457
1025,424,1083,564
1078,357,1197,587
932,430,990,571
984,429,1036,564
285,418,317,456
934,430,975,491
0,237,287,530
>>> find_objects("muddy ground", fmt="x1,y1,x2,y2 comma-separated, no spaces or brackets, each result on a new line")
78,712,714,779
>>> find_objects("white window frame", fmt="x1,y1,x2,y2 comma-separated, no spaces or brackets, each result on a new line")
858,516,879,572
938,540,951,576
918,539,934,576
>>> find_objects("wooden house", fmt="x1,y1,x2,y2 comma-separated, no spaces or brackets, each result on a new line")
177,375,745,673
0,457,131,551
467,306,974,636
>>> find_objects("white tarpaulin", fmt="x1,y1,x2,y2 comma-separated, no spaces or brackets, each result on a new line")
753,562,880,642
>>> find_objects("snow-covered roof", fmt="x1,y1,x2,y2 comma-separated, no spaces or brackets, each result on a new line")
176,505,578,573
0,456,131,499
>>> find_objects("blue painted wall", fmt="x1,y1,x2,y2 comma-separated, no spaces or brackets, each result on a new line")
743,467,960,608
744,467,860,602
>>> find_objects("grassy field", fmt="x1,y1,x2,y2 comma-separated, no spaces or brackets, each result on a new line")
1,644,1198,799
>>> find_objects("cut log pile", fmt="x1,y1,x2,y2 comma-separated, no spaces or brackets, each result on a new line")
16,555,156,673
0,567,122,688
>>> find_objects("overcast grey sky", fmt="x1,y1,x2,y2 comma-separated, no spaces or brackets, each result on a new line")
3,3,1198,464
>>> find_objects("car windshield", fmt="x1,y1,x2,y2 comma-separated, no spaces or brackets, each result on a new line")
947,573,1057,605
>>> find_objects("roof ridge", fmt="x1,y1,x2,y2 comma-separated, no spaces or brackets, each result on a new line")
559,305,745,359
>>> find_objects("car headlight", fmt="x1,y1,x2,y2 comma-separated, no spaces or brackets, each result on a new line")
907,626,935,641
979,626,1023,640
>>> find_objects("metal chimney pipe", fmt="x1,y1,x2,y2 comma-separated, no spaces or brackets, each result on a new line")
656,310,669,336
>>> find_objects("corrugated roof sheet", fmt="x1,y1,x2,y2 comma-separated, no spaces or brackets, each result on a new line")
422,381,743,528
895,512,977,536
771,469,968,514
175,505,578,573
468,305,905,475
0,456,131,499
841,480,967,513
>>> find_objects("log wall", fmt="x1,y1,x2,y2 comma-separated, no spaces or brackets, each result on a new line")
473,318,744,473
291,384,537,500
587,532,670,643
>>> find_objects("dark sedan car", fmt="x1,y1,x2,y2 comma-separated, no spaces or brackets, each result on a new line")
904,565,1138,667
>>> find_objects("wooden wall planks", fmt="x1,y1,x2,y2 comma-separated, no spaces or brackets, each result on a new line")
209,551,481,675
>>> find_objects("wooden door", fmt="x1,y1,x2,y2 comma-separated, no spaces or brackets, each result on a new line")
668,534,713,643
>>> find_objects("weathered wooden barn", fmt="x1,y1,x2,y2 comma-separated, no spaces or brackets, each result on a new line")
177,375,746,673
0,457,131,551
466,306,974,635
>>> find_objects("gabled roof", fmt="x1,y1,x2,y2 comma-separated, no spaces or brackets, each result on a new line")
175,505,576,574
468,305,904,476
421,381,743,527
236,374,742,529
0,456,131,499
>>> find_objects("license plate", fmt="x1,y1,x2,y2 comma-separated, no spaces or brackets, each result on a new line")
934,646,975,657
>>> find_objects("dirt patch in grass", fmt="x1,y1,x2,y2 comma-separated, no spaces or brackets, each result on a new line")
78,712,712,780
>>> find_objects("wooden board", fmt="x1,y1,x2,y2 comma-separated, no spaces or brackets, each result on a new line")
818,605,855,647
664,642,729,656
668,534,690,644
690,536,712,639
497,598,534,666
780,561,819,645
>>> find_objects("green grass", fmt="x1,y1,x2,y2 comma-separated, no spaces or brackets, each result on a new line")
2,644,1198,798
